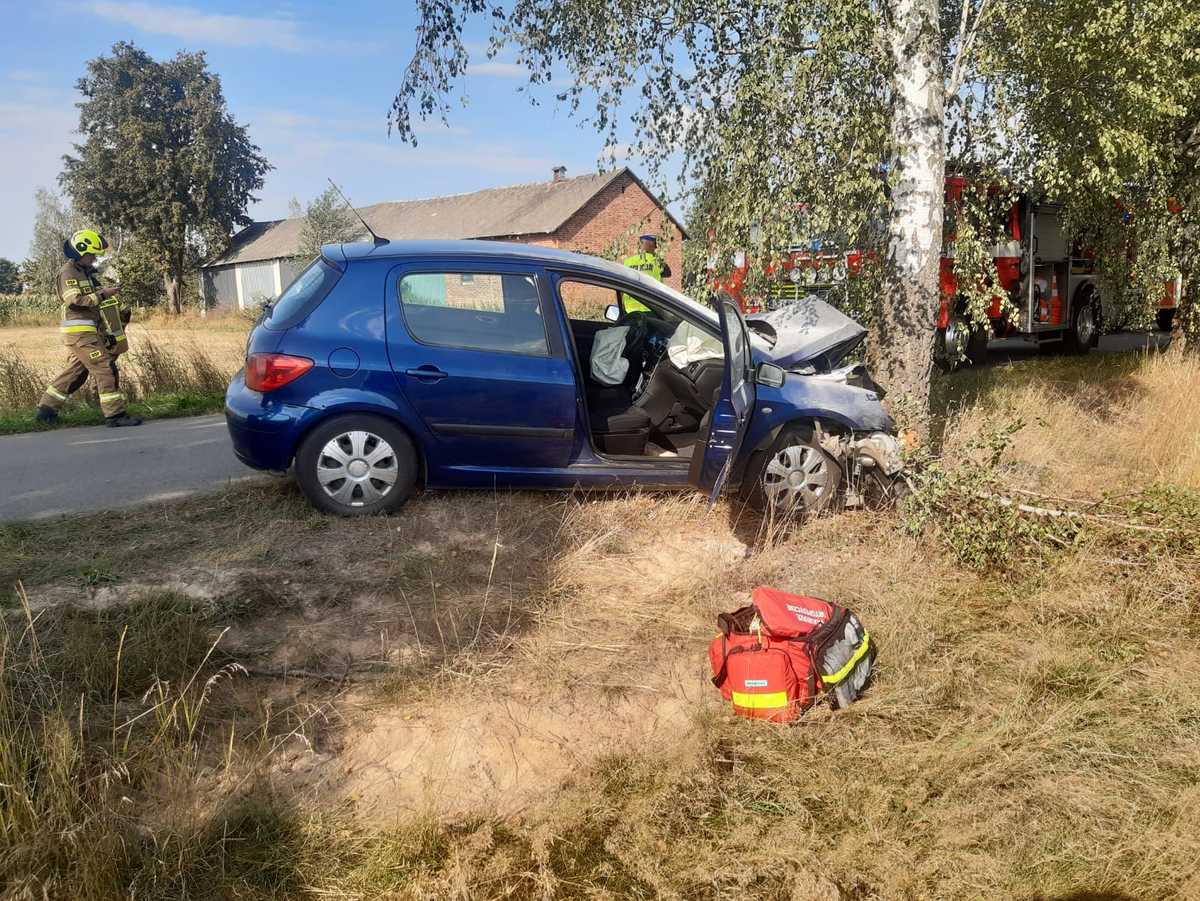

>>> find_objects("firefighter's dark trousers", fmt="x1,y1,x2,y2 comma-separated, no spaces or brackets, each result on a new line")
39,333,127,417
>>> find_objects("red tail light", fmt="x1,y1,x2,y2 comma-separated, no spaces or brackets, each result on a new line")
245,353,313,392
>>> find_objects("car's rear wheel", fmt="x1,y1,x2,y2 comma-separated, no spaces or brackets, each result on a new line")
743,424,842,517
295,414,418,516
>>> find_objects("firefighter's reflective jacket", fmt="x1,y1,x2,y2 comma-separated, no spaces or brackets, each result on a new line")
621,252,672,314
56,259,126,349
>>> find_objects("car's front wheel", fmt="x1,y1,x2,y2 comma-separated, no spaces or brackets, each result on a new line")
295,414,418,516
743,424,842,517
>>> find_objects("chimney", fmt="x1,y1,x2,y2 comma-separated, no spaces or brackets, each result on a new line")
552,165,567,182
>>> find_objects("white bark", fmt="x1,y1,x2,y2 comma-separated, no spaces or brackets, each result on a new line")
875,0,945,433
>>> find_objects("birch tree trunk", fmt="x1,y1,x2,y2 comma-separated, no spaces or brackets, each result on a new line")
874,0,946,438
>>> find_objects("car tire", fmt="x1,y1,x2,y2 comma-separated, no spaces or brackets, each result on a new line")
1065,290,1100,354
742,424,842,518
294,414,418,516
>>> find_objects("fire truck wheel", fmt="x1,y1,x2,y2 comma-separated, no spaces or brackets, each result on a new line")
966,325,990,364
935,315,969,371
1065,292,1100,354
1157,308,1176,332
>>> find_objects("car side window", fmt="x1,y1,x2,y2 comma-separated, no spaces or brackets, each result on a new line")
398,272,549,356
557,280,620,322
557,278,681,328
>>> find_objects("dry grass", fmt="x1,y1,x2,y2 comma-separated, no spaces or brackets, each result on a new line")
0,313,249,375
0,323,243,422
945,346,1200,493
1,349,1197,898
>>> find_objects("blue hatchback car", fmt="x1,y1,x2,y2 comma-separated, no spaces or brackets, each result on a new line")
225,240,904,516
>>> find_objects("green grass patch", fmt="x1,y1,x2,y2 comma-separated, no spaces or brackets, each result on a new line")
0,389,226,434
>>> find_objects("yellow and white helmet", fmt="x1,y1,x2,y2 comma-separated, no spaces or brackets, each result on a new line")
69,228,109,258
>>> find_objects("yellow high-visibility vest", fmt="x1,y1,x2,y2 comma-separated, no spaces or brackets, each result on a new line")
621,252,665,314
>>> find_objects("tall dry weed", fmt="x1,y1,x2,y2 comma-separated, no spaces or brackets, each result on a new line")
0,339,235,414
0,350,44,409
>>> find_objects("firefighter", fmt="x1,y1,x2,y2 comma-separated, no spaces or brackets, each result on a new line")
34,229,142,427
621,234,672,314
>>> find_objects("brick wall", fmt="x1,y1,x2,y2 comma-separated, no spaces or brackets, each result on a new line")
551,171,685,290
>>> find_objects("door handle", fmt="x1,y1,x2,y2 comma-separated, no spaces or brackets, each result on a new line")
405,365,448,383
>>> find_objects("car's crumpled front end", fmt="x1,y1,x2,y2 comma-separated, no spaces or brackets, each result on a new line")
746,294,908,506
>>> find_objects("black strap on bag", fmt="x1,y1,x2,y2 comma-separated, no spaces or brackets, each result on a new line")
717,605,756,637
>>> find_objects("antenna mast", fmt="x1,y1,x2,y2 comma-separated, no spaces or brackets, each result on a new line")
327,178,387,246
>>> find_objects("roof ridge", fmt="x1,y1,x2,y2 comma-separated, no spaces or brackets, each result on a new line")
354,166,625,212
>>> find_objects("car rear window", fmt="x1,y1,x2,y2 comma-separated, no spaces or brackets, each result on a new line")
263,257,342,330
398,272,549,355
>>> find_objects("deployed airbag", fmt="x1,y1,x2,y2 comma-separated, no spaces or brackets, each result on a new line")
590,326,630,386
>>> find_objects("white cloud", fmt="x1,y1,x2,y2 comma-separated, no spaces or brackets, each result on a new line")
465,61,528,78
88,2,382,54
91,1,309,51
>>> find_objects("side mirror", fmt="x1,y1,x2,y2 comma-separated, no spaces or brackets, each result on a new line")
756,362,785,388
604,304,620,323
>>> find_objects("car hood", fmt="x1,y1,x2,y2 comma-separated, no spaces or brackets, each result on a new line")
748,296,868,370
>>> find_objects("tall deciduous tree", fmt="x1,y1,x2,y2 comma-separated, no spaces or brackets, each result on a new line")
390,0,1200,430
62,43,271,314
389,1,955,431
288,186,363,262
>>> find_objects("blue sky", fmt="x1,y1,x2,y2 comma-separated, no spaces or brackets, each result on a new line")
0,1,656,261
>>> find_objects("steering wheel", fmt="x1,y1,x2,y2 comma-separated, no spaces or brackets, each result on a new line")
614,311,651,381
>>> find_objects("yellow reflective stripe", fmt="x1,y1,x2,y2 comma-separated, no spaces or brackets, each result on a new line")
731,690,789,710
99,392,124,402
61,325,98,333
114,334,127,342
62,288,83,300
821,633,871,686
45,386,68,401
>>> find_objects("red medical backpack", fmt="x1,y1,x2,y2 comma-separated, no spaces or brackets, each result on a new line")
708,587,873,723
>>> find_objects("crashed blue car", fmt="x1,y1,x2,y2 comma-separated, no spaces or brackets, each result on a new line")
225,240,904,516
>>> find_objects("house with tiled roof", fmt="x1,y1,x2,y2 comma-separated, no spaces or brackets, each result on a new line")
200,166,685,310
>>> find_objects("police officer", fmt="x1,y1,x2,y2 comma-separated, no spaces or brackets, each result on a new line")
621,234,672,314
34,229,143,427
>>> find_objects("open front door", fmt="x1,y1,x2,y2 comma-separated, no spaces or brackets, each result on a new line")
688,295,756,504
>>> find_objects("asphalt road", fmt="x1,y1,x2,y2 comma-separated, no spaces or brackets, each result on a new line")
0,414,261,522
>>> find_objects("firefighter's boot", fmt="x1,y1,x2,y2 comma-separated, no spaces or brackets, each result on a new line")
34,405,59,425
105,413,143,428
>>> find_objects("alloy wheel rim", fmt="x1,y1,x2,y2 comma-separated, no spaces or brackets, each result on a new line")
762,443,831,513
316,430,398,507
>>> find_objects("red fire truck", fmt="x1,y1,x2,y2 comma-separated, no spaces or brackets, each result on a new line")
712,177,1181,368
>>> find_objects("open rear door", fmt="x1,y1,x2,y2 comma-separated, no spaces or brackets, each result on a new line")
688,295,757,504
